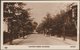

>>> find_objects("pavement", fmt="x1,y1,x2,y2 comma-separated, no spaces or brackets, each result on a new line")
4,34,77,45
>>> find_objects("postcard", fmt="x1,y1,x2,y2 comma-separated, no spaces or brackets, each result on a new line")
1,1,79,50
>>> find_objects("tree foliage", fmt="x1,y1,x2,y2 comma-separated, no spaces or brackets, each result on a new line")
37,9,77,37
3,2,37,44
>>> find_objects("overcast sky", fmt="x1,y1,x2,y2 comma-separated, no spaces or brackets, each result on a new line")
23,3,73,24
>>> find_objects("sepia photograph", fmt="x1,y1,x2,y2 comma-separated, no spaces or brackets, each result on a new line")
1,1,79,49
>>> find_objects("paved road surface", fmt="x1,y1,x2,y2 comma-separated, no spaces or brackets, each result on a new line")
8,34,76,45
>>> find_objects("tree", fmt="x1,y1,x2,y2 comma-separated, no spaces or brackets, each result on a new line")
3,2,34,44
37,13,54,36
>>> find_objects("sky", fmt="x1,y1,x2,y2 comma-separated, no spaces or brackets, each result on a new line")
23,2,72,24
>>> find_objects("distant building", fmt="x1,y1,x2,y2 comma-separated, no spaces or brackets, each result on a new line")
3,21,8,32
67,3,77,28
71,3,77,27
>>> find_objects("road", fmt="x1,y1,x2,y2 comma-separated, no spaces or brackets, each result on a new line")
7,33,76,45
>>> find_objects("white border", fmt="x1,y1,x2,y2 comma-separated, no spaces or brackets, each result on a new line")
1,1,79,50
